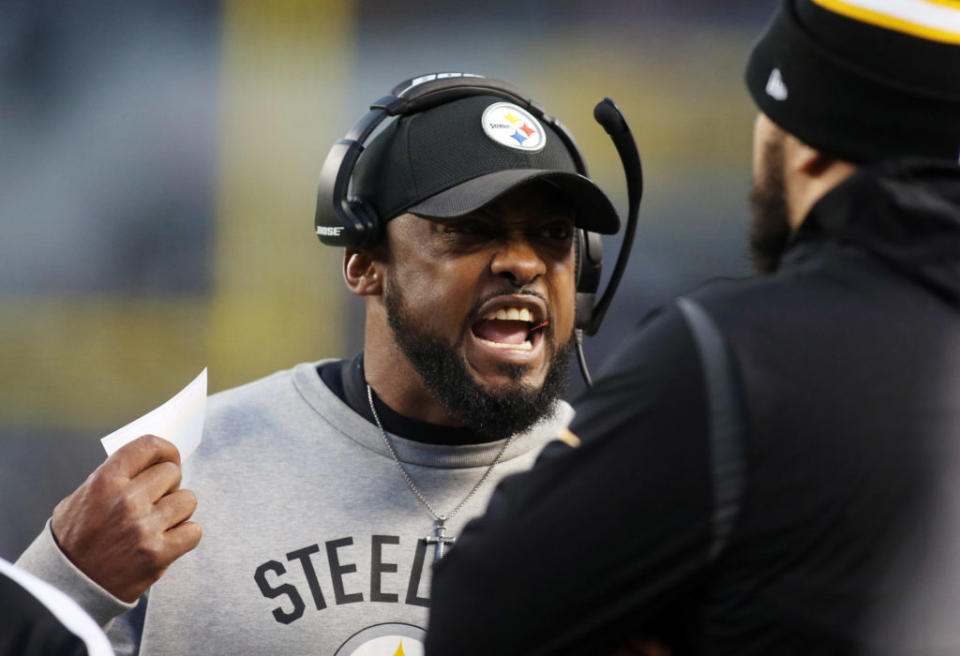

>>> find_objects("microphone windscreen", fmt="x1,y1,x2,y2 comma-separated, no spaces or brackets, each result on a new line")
593,98,627,136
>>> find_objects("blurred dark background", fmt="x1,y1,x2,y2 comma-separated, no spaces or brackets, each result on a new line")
0,0,772,559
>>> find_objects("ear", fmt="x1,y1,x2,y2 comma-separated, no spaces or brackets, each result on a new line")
786,134,834,178
343,249,383,296
781,134,858,231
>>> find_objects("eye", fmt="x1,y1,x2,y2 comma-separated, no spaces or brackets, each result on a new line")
444,219,492,236
535,220,573,241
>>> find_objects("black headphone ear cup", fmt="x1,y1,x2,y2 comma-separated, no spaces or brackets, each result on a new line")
574,230,590,330
574,229,585,290
574,229,603,333
344,199,382,249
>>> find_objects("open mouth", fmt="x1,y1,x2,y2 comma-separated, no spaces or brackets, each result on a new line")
471,306,549,352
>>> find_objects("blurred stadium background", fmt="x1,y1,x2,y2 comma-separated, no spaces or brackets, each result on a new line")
1,0,771,559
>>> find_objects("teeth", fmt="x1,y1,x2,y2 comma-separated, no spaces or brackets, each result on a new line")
484,307,534,322
478,337,533,351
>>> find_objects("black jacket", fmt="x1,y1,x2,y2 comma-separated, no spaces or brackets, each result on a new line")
426,160,960,655
0,558,111,656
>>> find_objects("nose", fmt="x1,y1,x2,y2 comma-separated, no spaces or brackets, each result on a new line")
489,234,546,287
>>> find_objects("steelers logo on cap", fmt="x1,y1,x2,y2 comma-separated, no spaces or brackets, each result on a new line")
481,102,546,152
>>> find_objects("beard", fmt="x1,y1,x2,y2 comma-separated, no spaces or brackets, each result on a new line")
383,280,571,441
749,134,792,275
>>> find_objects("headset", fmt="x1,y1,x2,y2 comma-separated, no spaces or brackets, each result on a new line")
315,72,643,386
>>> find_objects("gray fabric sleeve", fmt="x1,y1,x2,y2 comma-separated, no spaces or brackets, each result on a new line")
104,596,147,656
15,520,138,629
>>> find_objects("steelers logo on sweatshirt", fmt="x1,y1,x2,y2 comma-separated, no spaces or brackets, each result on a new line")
334,622,426,656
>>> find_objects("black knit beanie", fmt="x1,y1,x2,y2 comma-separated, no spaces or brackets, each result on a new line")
746,0,960,163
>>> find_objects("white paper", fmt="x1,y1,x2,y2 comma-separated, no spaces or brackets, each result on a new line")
101,368,207,461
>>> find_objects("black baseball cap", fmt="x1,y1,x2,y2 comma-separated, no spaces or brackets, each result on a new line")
351,94,620,233
746,0,960,163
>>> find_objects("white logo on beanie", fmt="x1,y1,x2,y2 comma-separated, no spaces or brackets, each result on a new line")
766,68,789,102
481,102,546,152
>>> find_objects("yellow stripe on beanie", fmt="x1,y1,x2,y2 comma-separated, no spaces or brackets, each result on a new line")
811,0,960,44
922,0,960,9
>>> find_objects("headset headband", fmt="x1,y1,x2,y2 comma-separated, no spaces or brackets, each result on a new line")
314,74,588,248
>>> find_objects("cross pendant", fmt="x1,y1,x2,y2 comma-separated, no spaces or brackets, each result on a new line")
424,520,456,563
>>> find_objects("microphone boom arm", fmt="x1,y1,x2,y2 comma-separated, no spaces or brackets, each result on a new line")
588,97,643,337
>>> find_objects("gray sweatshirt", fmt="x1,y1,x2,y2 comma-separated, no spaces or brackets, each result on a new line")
18,361,572,655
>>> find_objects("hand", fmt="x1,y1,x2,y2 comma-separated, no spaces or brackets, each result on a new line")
51,435,202,602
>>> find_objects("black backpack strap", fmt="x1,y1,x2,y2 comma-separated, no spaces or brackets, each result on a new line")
676,297,747,561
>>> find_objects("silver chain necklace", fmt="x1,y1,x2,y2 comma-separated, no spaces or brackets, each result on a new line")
366,383,515,563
